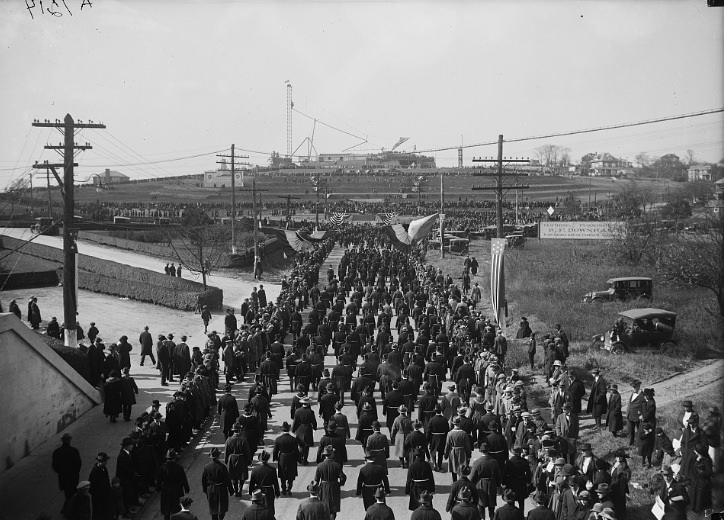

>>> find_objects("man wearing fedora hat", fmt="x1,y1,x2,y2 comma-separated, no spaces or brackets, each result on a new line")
201,447,234,520
249,451,280,516
217,384,239,440
52,432,82,513
492,488,522,520
594,482,615,511
528,491,555,520
586,368,608,431
292,396,317,465
157,449,190,520
503,447,532,512
364,486,395,520
625,380,644,447
273,421,300,495
295,481,330,520
555,403,579,465
657,465,689,520
610,449,631,520
225,423,252,497
366,421,391,473
574,491,593,520
406,449,436,511
428,406,450,472
446,415,473,482
470,442,502,520
314,445,347,519
357,451,391,510
88,452,113,520
411,490,441,520
450,485,480,520
357,400,377,446
241,489,275,520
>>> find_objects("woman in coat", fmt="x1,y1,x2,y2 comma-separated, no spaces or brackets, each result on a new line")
606,384,623,437
689,443,713,514
610,449,631,520
103,370,123,423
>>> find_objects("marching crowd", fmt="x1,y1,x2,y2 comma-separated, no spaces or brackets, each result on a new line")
31,225,719,520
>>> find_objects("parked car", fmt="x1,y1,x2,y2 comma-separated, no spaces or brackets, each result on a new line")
582,277,653,303
505,233,525,248
591,308,677,354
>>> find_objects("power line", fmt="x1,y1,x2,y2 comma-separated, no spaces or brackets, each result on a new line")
416,107,724,154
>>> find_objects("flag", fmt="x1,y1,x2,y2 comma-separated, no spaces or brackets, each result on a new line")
490,238,506,327
407,213,439,243
328,213,351,226
378,212,399,225
391,137,409,151
383,224,411,251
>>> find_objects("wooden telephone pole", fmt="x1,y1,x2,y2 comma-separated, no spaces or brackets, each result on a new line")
217,146,249,253
472,134,530,238
238,180,268,260
32,115,105,347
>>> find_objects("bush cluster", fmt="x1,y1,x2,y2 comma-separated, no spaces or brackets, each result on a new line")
40,334,92,385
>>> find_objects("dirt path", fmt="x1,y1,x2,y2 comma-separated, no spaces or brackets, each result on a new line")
645,359,724,407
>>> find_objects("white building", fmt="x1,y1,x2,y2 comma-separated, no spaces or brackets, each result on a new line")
687,164,712,182
203,159,245,188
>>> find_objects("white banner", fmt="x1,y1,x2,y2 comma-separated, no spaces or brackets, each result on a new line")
539,221,625,240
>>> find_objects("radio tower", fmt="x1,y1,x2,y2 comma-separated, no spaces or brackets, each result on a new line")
286,82,293,159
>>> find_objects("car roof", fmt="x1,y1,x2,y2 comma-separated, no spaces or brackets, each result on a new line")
619,308,676,320
607,277,652,283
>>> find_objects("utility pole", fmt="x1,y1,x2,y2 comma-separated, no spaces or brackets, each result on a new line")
312,174,327,229
238,179,268,261
46,169,53,217
217,146,249,253
472,135,530,238
29,172,34,217
277,195,301,228
32,115,105,348
440,171,445,258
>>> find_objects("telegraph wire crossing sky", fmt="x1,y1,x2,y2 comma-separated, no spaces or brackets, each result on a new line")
0,0,722,188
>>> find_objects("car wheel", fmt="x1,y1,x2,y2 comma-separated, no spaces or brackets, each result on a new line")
611,343,625,355
661,341,677,355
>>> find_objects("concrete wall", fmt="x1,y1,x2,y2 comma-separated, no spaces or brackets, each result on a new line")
0,314,101,474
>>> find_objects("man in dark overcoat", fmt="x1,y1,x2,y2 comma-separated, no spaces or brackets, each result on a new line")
241,489,275,520
364,487,395,520
317,421,347,464
450,486,481,520
314,445,347,520
116,437,139,512
585,368,608,430
406,451,436,511
469,443,502,520
217,384,239,439
88,452,113,520
503,447,532,511
296,482,331,520
357,452,391,510
249,450,280,516
625,380,644,447
527,491,555,520
292,397,317,464
273,421,301,495
156,449,190,520
410,490,442,520
139,325,155,366
201,448,234,520
225,424,252,497
52,432,82,512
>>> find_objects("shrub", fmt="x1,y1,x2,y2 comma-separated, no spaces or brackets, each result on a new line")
40,334,92,385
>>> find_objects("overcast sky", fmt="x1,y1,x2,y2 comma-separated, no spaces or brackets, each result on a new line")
1,0,722,188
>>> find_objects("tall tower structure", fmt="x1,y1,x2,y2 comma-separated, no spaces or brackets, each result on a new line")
286,83,293,159
458,147,463,168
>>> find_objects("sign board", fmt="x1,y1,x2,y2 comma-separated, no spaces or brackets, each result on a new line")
540,221,625,240
547,206,555,216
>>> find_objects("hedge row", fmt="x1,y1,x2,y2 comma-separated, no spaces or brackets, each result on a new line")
41,334,93,385
79,231,173,258
1,236,223,311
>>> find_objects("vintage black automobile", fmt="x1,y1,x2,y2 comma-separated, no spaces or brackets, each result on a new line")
583,277,653,303
591,308,677,354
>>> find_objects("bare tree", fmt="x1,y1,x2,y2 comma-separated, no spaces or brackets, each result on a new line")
635,152,650,169
685,149,696,166
168,206,230,289
657,213,724,318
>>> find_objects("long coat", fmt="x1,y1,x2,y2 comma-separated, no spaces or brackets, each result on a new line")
586,377,608,417
88,463,113,520
392,414,414,458
273,432,301,481
405,458,435,510
469,455,501,508
296,496,330,520
217,393,240,435
314,457,347,514
606,390,623,433
451,501,482,520
102,377,123,417
225,432,252,482
292,406,317,447
689,456,713,513
173,343,192,377
503,455,532,504
357,462,391,510
156,460,190,516
52,443,82,493
201,460,234,516
249,463,280,516
445,428,472,474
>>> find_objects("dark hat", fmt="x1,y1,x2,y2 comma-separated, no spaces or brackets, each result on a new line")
166,449,178,459
595,483,610,494
323,445,335,457
281,421,291,432
479,442,489,452
152,399,161,407
96,452,110,462
362,401,372,411
578,490,592,500
632,380,642,387
661,465,674,476
224,383,233,392
591,368,600,374
167,333,174,339
419,490,433,504
534,491,548,504
251,489,265,502
614,449,630,459
121,437,134,447
554,457,566,466
458,487,473,501
210,447,221,458
259,450,271,462
61,433,72,441
562,402,572,411
580,443,592,451
561,464,575,477
683,400,693,407
179,496,193,507
655,427,664,435
503,488,517,503
374,487,386,499
307,482,320,494
609,384,618,390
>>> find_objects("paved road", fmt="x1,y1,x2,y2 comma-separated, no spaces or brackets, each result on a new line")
0,227,280,310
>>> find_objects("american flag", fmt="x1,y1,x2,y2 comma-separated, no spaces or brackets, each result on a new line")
378,212,399,225
328,212,350,226
490,238,506,327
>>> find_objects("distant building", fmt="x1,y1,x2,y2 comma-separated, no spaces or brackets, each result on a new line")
317,151,436,169
93,168,129,185
590,153,632,176
203,159,245,188
687,164,712,182
714,178,724,215
659,154,681,168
